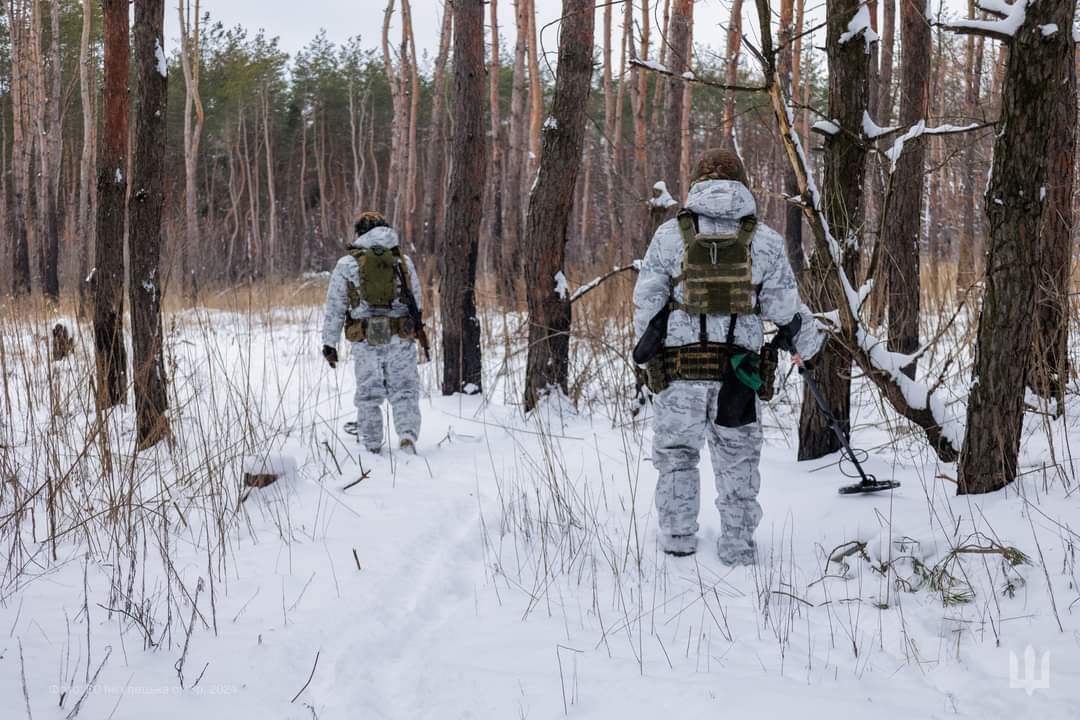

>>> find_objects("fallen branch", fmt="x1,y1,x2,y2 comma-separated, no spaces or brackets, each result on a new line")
569,262,640,304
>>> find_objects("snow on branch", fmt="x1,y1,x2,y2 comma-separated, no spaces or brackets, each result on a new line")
882,121,985,172
838,2,880,52
943,0,1028,39
569,263,641,304
861,110,897,139
629,57,766,93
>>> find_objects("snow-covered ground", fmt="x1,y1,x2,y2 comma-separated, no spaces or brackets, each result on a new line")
1,301,1078,719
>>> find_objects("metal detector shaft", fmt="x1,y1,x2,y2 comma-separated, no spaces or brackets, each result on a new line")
800,368,875,486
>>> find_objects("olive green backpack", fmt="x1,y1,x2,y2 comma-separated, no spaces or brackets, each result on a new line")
347,245,402,308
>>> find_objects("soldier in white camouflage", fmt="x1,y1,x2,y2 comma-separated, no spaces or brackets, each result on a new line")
322,212,425,455
633,149,824,564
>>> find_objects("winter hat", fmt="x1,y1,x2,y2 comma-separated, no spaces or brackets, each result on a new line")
355,211,390,239
691,148,748,187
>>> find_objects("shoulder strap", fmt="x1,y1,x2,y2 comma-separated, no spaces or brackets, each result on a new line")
677,210,698,242
737,216,758,244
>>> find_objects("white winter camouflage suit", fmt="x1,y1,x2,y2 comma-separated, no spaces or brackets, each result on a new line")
322,226,423,451
633,179,823,561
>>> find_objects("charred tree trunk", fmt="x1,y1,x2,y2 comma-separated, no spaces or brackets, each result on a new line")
129,0,170,449
440,0,488,396
957,0,1076,494
94,0,130,410
522,0,595,411
879,0,930,377
797,0,871,460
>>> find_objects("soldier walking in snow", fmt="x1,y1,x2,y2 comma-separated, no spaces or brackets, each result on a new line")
321,212,428,455
633,149,823,564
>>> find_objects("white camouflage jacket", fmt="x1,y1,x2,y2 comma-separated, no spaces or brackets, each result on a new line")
321,226,423,348
632,179,823,360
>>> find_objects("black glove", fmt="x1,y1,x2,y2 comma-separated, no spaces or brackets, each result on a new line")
322,345,338,368
773,314,803,355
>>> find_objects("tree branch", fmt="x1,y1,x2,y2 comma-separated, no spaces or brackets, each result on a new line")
629,57,766,93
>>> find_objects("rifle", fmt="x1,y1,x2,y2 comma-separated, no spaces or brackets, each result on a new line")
395,263,432,363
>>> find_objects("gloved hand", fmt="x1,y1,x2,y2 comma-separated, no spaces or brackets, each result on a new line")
322,345,338,369
773,314,803,355
795,353,816,374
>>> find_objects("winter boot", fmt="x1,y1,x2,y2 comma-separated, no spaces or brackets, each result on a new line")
399,438,417,455
659,534,698,557
716,534,756,566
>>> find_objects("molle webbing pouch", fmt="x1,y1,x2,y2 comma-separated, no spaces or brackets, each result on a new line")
350,245,401,308
661,343,733,382
344,316,365,343
364,316,393,346
677,211,757,316
757,344,779,402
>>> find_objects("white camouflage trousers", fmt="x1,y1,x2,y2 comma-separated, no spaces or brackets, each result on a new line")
352,336,421,450
652,381,763,548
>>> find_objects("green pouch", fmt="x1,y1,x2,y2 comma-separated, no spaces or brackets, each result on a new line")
730,352,764,392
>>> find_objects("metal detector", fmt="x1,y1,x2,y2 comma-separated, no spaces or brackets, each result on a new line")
800,367,901,495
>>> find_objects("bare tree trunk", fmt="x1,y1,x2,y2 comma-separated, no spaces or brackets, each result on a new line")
501,0,528,302
526,0,544,176
5,0,33,296
94,0,130,410
440,0,488,396
797,0,871,460
261,86,278,274
129,0,170,449
382,0,402,224
179,0,204,300
958,0,1077,494
877,0,895,125
956,12,984,296
779,0,805,284
523,0,595,410
678,6,694,196
422,8,453,260
30,0,61,299
77,0,97,315
629,0,651,255
661,0,692,199
402,0,421,246
880,0,930,377
486,0,505,276
1030,6,1077,405
722,0,745,145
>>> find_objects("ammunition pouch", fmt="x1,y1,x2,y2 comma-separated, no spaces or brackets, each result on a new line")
645,357,669,395
344,315,417,345
757,344,779,402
